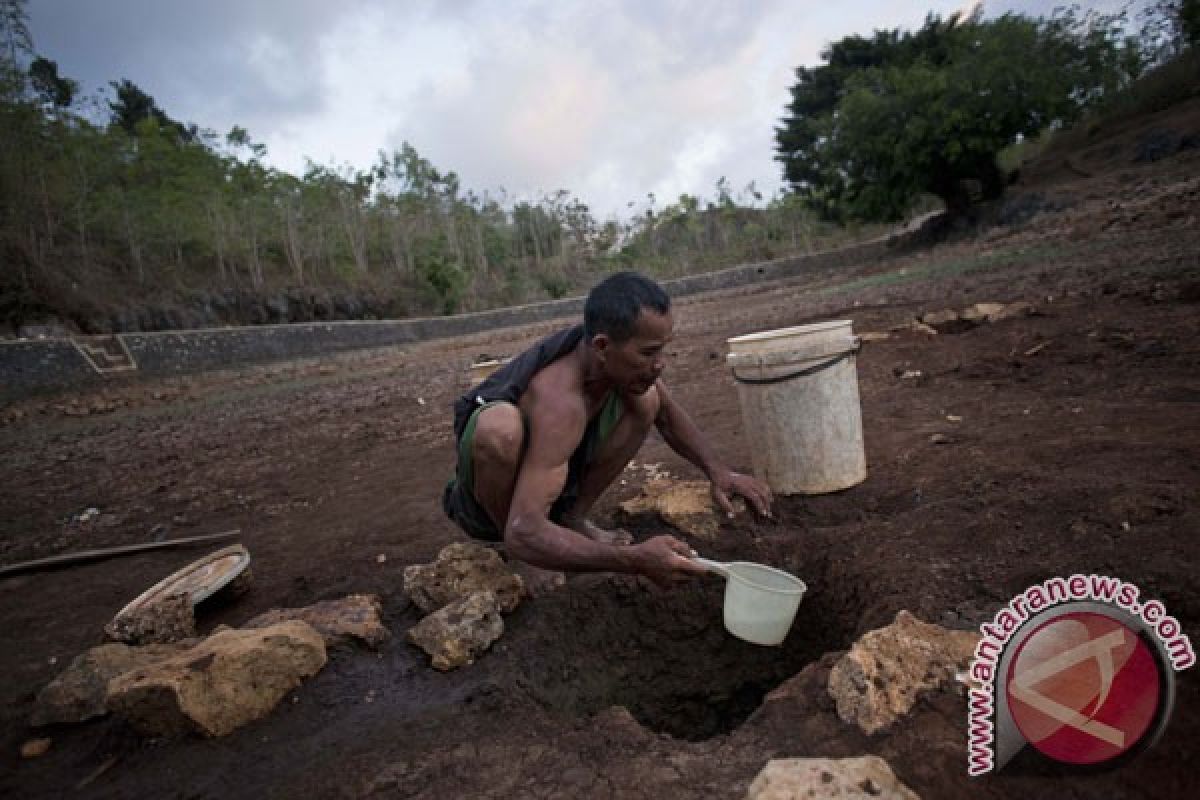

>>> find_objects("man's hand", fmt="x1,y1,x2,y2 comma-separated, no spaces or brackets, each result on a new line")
711,470,773,518
630,535,708,587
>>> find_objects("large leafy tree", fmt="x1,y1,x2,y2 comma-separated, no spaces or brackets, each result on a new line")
776,9,1142,221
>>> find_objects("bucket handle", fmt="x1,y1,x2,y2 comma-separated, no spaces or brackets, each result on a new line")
730,341,861,385
692,556,731,579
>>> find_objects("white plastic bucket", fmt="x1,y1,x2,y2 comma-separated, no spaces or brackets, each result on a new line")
726,320,866,495
695,557,806,646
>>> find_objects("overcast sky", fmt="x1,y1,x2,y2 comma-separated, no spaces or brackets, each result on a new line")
27,0,1140,219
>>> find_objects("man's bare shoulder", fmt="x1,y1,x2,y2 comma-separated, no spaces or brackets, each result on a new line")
522,359,587,437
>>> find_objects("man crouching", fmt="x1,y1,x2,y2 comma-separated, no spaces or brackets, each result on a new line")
443,271,772,592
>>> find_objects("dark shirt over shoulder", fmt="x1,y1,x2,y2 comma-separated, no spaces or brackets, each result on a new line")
452,325,585,440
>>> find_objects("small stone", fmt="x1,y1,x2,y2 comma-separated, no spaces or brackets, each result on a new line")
376,554,387,564
20,738,52,758
920,309,960,326
988,301,1034,322
960,302,1006,323
403,543,524,614
745,756,918,800
900,370,922,380
946,415,963,423
407,591,504,671
105,592,197,645
921,308,978,334
930,434,951,445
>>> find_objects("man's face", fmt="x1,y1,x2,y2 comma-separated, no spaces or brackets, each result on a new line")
597,308,673,394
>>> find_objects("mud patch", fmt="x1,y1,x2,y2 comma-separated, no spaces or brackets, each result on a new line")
502,547,857,742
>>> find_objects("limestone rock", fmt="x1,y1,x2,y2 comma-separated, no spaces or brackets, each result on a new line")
618,479,741,540
828,610,979,735
32,642,192,726
403,543,524,614
105,592,197,645
244,593,389,648
988,301,1034,322
106,621,327,737
919,309,960,327
746,756,920,800
960,302,1007,323
920,309,977,334
407,591,503,671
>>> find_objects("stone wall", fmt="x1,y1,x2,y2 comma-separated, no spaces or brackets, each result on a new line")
0,221,930,399
0,340,102,396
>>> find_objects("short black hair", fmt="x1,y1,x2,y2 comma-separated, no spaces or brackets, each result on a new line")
584,271,670,342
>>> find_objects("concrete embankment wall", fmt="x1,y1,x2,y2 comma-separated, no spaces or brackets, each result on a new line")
0,224,926,398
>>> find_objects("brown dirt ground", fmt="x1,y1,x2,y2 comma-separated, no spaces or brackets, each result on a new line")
1,103,1199,799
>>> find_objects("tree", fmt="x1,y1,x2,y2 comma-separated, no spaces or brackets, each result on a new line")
108,78,191,141
1186,0,1200,45
1142,0,1200,57
0,0,31,70
29,57,76,108
776,9,1141,221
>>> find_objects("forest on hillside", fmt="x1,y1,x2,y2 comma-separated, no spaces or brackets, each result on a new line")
1,0,1195,335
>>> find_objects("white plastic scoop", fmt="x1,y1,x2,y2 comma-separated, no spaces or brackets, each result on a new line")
693,555,807,646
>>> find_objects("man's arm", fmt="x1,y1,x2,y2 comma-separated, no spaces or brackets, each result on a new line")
652,380,773,517
504,390,702,583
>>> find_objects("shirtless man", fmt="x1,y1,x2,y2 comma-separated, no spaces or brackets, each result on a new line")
442,271,772,589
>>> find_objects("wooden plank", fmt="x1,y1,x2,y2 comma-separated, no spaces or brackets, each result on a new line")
0,530,242,579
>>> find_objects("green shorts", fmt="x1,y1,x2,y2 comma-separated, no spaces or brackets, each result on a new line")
442,393,624,541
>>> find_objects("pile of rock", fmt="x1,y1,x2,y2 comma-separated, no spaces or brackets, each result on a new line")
895,300,1035,336
403,543,526,671
743,611,980,799
31,594,387,738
